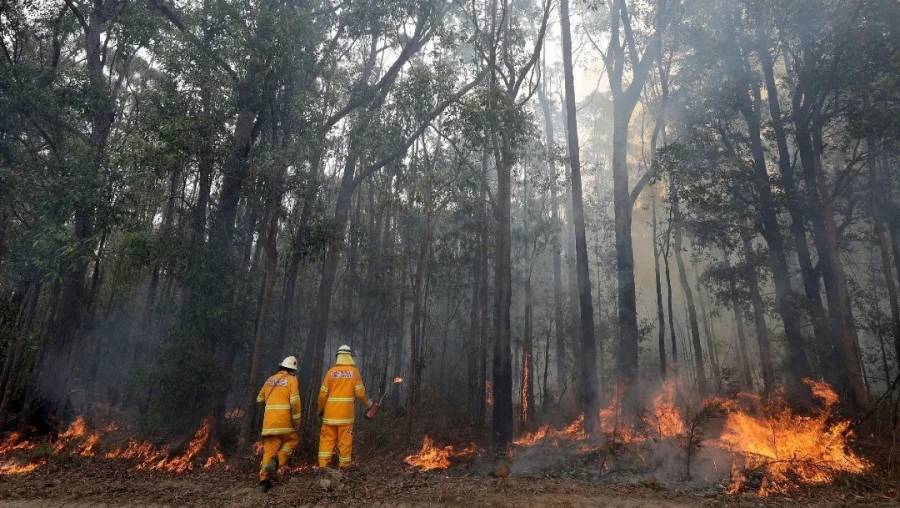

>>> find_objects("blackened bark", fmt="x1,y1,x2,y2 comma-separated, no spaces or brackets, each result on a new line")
725,250,753,390
795,118,867,409
537,66,567,400
652,193,666,377
672,189,706,395
560,0,599,432
756,24,835,381
869,143,900,373
741,229,775,394
0,282,40,430
492,131,514,448
736,80,812,400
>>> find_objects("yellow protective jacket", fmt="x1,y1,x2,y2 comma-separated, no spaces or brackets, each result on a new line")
256,370,301,436
317,355,369,426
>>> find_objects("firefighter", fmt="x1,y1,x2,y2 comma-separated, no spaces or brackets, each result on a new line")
256,356,301,492
317,345,372,469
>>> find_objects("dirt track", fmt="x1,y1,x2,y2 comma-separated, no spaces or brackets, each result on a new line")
2,453,897,507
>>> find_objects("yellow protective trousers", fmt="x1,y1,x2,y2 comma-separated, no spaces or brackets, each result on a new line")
318,424,353,468
259,432,299,481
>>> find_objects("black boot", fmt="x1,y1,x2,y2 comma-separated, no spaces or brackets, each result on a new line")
259,479,272,493
264,460,279,481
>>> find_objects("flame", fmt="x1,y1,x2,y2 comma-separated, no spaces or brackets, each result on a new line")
147,416,214,473
105,439,166,465
404,436,477,471
643,380,686,440
393,377,404,384
513,415,586,446
77,432,101,457
0,433,35,454
485,380,493,407
202,444,226,469
54,416,88,452
598,386,641,444
1,416,227,476
515,383,687,447
0,459,45,475
719,379,870,496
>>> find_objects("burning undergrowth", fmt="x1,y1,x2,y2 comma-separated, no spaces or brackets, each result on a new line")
716,379,870,496
0,415,229,476
403,436,480,471
403,379,872,498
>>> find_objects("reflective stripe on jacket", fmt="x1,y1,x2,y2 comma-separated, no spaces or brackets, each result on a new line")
317,364,368,426
257,371,301,436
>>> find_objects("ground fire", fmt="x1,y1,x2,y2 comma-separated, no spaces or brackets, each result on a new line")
404,436,479,471
2,416,228,477
2,0,897,503
718,379,871,496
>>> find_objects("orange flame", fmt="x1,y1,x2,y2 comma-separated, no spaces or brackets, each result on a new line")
598,386,641,444
513,415,586,446
202,444,226,469
719,379,870,496
2,416,227,476
0,433,35,454
643,380,686,440
0,459,45,475
404,436,477,471
393,377,404,384
148,416,214,473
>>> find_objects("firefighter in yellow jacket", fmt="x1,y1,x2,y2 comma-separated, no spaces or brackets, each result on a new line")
256,356,301,492
317,345,372,469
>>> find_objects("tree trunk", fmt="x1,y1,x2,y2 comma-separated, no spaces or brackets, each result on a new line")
560,0,599,432
736,81,812,400
663,221,678,368
537,65,567,401
0,282,40,431
492,127,514,448
795,118,867,409
672,189,707,395
724,250,753,390
869,141,900,372
741,229,775,394
756,25,835,381
697,283,721,392
652,193,667,378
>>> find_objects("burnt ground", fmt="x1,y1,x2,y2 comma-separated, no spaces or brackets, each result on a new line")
1,443,898,507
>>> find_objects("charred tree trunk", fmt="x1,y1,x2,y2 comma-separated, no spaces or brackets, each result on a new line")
663,218,678,369
724,249,753,390
0,282,40,431
741,229,775,394
869,141,900,373
560,0,599,432
795,117,868,409
672,188,707,395
537,64,568,402
735,79,812,400
492,128,514,448
652,192,667,378
756,23,835,382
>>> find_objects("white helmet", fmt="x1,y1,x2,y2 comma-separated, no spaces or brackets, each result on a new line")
337,345,352,355
280,355,298,370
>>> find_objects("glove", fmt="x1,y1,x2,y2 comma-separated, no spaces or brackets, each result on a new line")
366,400,374,409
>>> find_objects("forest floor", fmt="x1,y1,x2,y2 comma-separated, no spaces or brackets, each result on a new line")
1,445,897,507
